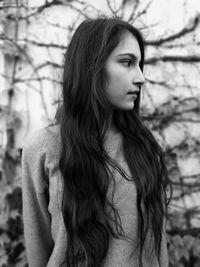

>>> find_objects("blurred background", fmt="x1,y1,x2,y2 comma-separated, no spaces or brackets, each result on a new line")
0,0,200,266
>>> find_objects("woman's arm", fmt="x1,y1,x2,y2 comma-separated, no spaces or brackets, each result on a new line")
22,131,54,267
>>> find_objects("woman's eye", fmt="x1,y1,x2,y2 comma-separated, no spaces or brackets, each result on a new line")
121,60,132,67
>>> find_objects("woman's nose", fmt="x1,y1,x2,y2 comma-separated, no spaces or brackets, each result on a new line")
132,67,145,86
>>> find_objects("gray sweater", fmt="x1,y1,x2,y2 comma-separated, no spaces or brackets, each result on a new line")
22,125,169,267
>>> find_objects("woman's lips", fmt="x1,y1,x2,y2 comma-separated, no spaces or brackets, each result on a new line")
127,91,139,96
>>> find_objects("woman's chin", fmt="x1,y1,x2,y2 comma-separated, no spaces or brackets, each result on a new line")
123,101,134,110
112,101,134,111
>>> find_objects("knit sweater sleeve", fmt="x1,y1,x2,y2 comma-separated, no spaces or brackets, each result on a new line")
22,129,54,267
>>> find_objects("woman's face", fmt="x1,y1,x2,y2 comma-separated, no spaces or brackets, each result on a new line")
104,31,145,110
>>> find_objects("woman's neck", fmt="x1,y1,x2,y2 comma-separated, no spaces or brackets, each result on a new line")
106,111,120,137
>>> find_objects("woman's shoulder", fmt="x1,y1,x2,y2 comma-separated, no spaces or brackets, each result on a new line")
23,124,61,157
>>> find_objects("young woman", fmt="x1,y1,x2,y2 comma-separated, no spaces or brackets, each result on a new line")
22,17,171,267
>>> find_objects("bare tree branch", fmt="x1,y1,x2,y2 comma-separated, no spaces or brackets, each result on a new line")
132,0,153,22
145,16,200,46
0,34,68,49
167,227,200,237
145,55,200,64
2,0,91,20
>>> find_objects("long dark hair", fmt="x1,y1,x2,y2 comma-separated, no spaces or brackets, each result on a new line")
57,17,170,267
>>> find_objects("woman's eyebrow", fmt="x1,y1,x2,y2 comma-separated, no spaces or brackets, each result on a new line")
116,53,140,62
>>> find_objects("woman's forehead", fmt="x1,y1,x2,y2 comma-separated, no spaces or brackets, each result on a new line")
109,31,141,61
